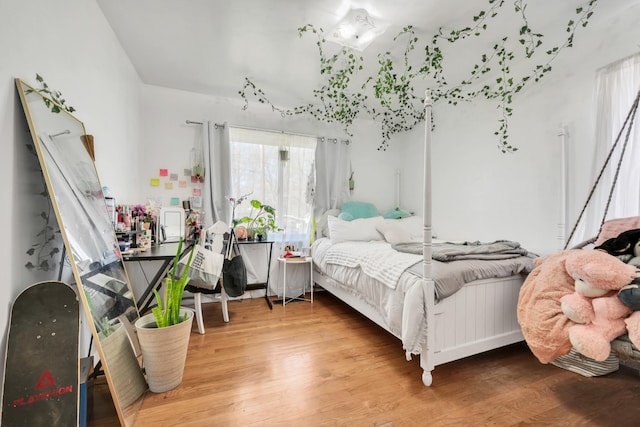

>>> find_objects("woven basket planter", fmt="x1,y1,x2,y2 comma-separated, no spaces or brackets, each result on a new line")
135,309,193,393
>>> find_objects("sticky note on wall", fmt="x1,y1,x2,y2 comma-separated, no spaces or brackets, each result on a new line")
150,178,160,187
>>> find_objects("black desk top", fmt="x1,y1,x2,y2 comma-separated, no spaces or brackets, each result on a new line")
236,239,274,245
122,242,190,261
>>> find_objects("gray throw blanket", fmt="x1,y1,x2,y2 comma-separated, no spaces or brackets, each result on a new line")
392,240,530,261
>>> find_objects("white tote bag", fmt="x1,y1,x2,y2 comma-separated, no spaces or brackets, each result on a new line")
176,233,224,290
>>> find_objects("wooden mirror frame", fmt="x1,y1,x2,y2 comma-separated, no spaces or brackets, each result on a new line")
16,78,147,426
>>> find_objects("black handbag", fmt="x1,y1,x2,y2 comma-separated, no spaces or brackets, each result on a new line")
222,231,247,297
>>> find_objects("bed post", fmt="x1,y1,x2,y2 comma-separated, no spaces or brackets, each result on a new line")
420,92,436,386
558,124,568,251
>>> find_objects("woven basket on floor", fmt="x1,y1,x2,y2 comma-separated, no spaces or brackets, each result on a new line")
611,334,640,361
551,348,619,377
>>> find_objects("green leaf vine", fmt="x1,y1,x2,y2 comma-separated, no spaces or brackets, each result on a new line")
23,73,72,272
239,0,597,152
25,151,62,272
25,74,76,114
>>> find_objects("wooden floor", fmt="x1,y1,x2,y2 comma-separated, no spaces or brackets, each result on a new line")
88,291,640,426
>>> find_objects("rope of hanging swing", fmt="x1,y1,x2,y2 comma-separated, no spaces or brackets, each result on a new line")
564,87,640,250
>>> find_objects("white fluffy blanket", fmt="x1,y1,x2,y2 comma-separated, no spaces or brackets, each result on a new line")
319,241,421,290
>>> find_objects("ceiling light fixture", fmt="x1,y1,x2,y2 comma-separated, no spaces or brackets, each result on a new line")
326,8,388,51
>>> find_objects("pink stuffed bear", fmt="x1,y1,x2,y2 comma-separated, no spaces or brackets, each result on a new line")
560,250,637,361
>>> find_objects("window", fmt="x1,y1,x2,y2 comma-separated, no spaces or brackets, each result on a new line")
229,127,316,241
576,54,640,244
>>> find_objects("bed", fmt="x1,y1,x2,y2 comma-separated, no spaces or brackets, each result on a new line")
311,97,535,386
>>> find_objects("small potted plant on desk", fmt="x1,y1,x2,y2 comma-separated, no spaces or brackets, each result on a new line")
236,199,280,241
134,238,195,393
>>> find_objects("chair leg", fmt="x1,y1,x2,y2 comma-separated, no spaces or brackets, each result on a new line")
221,286,229,323
194,292,205,334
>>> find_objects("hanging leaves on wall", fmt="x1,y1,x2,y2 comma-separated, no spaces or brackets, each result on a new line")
239,0,598,152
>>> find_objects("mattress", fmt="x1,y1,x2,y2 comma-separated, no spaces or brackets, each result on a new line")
313,238,534,299
312,238,534,347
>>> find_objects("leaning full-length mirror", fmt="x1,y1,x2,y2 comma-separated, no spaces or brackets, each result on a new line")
16,78,147,426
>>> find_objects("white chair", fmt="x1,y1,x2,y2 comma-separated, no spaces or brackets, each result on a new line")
186,221,229,334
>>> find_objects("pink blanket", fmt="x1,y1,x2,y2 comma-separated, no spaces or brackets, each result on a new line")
517,251,578,363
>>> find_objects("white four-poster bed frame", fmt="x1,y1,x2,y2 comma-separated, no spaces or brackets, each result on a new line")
313,94,525,386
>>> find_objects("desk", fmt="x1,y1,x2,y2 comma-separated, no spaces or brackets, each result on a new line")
123,242,191,314
237,240,274,310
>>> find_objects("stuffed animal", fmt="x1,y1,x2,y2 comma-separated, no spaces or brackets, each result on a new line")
594,227,640,312
595,228,640,268
517,250,582,364
559,250,637,361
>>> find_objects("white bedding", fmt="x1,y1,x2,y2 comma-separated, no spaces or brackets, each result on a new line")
312,237,534,353
314,238,534,299
318,240,421,290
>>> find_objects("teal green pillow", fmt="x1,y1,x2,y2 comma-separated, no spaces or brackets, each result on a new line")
340,201,378,221
383,207,413,219
338,212,354,221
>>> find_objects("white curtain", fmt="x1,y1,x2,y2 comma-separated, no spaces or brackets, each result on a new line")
228,127,316,297
573,54,640,245
203,121,231,227
314,137,351,218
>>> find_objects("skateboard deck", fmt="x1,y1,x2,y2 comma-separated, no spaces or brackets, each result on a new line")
2,281,80,426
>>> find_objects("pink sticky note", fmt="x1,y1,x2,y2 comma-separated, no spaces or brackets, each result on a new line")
193,188,201,196
159,169,168,177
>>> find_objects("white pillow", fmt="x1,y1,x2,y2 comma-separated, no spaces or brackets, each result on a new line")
395,215,424,241
376,220,412,244
327,215,384,243
317,209,341,238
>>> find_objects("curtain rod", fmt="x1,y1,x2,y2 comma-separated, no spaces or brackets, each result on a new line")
214,122,322,140
188,120,350,143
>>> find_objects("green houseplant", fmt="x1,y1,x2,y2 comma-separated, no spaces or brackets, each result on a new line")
134,238,196,392
235,199,279,240
151,238,195,327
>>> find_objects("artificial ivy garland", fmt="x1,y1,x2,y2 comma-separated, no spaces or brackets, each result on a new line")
239,0,597,153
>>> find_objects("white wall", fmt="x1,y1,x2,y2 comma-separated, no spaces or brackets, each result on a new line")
0,0,141,391
396,1,640,256
138,84,403,218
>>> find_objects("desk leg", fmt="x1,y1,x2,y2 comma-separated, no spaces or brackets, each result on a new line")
265,242,273,310
265,289,273,309
137,259,173,314
310,259,314,303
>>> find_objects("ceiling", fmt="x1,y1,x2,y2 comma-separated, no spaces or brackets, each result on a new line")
96,0,616,108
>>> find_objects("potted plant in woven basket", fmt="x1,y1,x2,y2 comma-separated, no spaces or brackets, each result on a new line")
134,238,195,392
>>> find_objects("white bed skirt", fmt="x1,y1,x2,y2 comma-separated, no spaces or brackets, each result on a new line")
314,268,524,385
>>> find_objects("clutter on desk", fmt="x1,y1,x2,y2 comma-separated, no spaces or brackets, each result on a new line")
110,196,204,249
183,199,202,241
114,204,156,252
